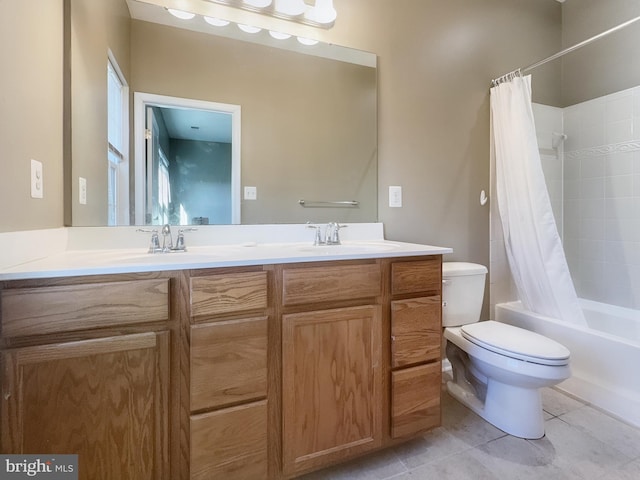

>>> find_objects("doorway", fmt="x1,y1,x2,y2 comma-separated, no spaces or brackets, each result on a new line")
133,93,241,225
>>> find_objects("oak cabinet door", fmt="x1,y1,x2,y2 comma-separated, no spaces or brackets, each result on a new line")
1,332,170,480
282,305,382,477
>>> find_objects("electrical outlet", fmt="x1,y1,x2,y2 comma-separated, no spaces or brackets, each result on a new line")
389,185,402,208
244,186,257,200
30,159,43,199
79,177,87,205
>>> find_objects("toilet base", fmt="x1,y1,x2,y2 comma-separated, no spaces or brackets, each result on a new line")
447,378,545,439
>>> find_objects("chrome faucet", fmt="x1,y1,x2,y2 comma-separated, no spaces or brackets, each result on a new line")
138,225,196,253
307,222,347,246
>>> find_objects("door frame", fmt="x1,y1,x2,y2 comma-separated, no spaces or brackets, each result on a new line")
133,92,241,225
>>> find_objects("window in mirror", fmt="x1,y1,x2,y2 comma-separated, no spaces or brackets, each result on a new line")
107,54,129,225
157,149,171,225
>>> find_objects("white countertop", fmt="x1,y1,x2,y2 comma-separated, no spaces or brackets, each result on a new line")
0,224,452,280
0,240,451,280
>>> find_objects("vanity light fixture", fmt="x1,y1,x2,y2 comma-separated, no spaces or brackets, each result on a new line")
199,0,337,28
156,0,336,45
304,0,336,24
243,0,273,7
269,30,292,40
204,16,230,26
238,23,262,33
166,8,196,19
296,36,318,45
274,0,306,17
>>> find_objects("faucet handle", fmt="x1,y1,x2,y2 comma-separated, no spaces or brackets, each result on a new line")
174,231,186,251
307,224,324,246
172,228,197,252
137,228,161,253
149,231,161,253
327,222,347,245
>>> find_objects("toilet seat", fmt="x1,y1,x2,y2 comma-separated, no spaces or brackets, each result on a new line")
460,321,570,366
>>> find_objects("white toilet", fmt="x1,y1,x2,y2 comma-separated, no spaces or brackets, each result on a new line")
442,262,571,439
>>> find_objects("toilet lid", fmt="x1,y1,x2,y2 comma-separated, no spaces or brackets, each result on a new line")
460,321,570,366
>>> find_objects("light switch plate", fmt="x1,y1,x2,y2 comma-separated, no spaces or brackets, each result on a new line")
389,186,402,207
244,186,257,200
79,177,87,205
30,159,43,199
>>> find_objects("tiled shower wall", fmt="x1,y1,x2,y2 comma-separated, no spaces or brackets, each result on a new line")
562,87,640,309
490,89,640,315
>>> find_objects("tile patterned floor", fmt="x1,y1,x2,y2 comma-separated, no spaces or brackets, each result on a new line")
300,387,640,479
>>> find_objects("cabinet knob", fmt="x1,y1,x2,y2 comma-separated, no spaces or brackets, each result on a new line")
3,391,10,400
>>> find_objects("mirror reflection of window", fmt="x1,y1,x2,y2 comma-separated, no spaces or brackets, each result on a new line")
106,54,129,225
157,150,171,225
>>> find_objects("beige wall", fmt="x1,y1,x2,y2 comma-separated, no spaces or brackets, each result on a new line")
1,0,562,286
0,0,64,232
561,0,640,106
69,0,130,225
321,0,561,271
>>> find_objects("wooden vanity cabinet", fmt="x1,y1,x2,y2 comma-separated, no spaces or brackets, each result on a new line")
280,262,383,478
0,254,444,480
0,276,172,480
187,269,269,480
389,258,442,439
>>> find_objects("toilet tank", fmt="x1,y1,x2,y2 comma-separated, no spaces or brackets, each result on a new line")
442,262,488,327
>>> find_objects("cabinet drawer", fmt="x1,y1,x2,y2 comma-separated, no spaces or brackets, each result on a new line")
190,317,267,411
391,296,441,368
190,400,268,480
391,363,441,439
1,279,169,338
391,258,441,295
282,263,381,306
190,271,267,319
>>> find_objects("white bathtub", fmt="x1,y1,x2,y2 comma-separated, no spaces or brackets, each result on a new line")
495,299,640,428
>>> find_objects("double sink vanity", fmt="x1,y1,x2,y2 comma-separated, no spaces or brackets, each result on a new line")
0,223,451,479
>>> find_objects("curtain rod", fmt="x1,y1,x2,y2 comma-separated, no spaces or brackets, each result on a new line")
521,14,640,74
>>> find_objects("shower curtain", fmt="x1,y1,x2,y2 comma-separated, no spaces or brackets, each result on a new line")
490,74,586,325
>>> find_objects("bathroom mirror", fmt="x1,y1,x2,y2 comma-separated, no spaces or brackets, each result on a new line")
67,0,378,226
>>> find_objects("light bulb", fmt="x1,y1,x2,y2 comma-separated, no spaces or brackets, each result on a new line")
166,8,195,20
305,0,336,24
238,24,262,34
269,31,291,40
243,0,273,7
204,16,230,27
297,37,319,46
274,0,306,16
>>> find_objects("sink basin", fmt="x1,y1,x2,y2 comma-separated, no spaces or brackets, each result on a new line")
109,252,220,264
297,242,400,255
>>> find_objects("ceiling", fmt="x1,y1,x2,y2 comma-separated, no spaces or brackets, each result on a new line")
157,107,233,143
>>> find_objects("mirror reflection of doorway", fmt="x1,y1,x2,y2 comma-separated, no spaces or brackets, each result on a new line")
134,93,241,225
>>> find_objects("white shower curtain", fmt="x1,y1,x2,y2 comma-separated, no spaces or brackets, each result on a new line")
490,74,585,325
